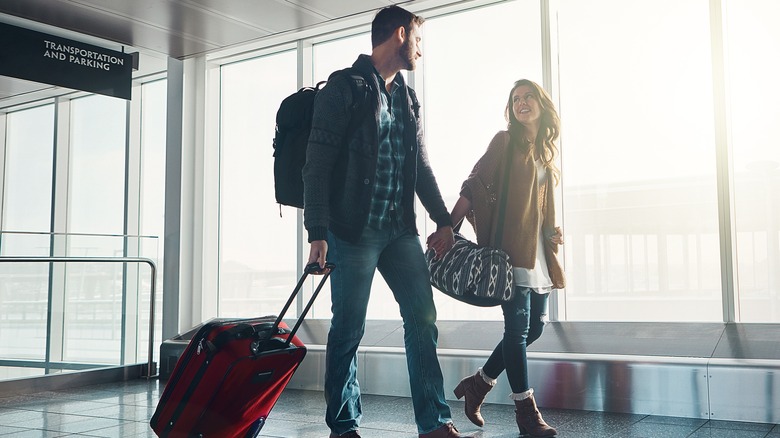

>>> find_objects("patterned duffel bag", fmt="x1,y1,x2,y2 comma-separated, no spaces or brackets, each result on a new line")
425,234,514,307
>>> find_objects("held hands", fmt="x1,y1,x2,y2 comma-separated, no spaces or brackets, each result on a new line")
426,225,455,260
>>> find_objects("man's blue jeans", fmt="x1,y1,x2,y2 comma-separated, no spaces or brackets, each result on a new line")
324,224,452,435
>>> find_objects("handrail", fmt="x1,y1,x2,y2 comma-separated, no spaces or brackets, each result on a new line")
0,230,160,239
0,256,158,378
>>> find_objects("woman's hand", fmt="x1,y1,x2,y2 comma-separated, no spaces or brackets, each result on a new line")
549,226,564,245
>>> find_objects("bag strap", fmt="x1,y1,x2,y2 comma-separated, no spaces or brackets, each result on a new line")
492,142,514,246
455,142,513,238
329,68,369,150
407,86,421,120
453,219,463,234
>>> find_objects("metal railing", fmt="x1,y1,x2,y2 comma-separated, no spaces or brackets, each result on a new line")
0,256,158,378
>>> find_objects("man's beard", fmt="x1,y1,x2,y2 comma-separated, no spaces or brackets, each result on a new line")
399,38,416,70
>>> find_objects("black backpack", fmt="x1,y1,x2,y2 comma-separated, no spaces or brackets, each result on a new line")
272,68,368,209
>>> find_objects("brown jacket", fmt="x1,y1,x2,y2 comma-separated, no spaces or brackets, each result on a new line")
461,131,565,289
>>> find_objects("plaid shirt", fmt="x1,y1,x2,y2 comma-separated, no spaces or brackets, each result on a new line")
304,55,452,243
367,73,406,229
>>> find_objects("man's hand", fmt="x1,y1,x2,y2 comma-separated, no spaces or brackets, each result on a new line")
426,225,455,260
307,240,330,274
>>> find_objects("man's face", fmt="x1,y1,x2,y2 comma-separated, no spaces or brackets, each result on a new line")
399,23,422,70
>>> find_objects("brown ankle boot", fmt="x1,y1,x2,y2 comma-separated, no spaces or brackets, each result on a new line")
514,392,557,437
453,370,494,427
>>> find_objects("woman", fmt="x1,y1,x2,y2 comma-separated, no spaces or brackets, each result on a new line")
447,79,565,437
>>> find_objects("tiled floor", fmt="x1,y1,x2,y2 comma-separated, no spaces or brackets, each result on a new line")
0,378,778,437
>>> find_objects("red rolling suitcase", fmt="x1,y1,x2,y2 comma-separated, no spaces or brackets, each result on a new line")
150,262,333,438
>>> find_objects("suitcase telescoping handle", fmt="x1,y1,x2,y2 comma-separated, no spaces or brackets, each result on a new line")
272,261,335,347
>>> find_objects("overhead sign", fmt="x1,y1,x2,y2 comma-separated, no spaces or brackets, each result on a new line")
0,22,133,100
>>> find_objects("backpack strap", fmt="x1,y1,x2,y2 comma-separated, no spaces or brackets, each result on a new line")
346,73,368,111
407,87,421,120
328,67,370,142
327,68,368,111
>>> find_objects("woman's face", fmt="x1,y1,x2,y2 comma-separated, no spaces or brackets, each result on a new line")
511,84,541,128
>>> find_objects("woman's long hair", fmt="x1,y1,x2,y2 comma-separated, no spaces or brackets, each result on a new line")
504,79,561,185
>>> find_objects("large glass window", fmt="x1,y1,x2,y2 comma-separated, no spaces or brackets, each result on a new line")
557,0,722,321
219,50,298,318
725,0,780,322
1,105,55,235
2,87,162,375
65,95,128,363
0,104,55,365
312,33,371,84
68,96,127,236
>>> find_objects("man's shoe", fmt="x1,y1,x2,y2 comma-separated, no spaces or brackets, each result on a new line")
329,431,361,438
418,422,473,438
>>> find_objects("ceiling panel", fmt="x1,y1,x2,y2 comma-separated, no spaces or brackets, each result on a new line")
70,0,285,45
283,0,398,20
186,0,328,32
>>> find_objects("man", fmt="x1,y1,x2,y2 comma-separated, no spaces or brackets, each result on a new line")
302,5,470,438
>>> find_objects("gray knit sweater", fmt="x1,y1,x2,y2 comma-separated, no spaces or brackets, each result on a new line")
302,54,452,243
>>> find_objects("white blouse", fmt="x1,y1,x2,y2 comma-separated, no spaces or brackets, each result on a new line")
512,159,553,293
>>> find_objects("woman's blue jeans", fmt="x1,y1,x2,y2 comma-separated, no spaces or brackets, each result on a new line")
323,223,452,435
482,287,549,393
